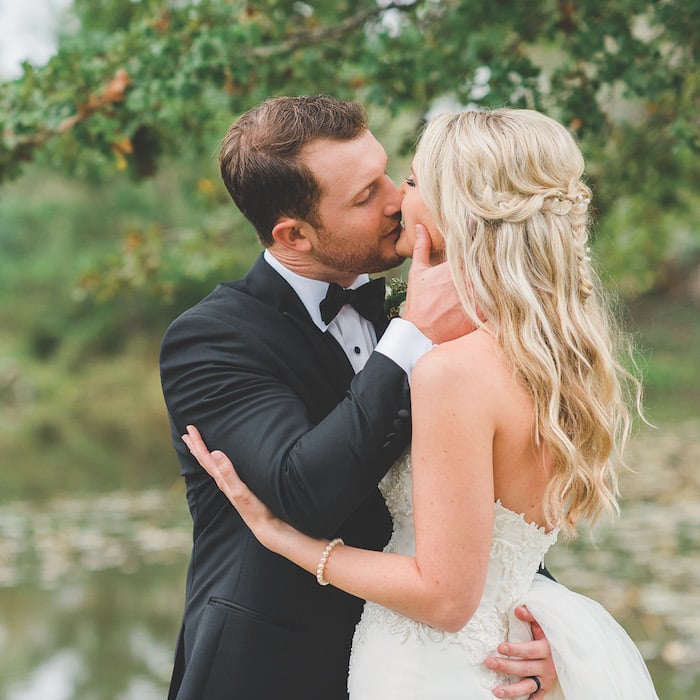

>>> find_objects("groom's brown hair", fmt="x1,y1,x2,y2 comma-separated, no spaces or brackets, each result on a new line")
219,95,368,245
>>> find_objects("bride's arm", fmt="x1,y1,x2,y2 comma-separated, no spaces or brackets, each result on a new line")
183,339,496,632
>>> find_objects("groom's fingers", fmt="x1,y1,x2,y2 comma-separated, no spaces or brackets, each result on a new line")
491,676,544,699
409,224,431,272
513,605,545,639
488,638,551,674
402,223,475,343
486,635,555,698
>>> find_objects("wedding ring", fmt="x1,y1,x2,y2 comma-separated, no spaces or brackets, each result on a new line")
525,675,541,694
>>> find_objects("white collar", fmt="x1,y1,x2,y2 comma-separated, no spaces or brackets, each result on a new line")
263,249,370,331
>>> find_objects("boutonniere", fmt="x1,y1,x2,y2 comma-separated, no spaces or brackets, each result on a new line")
384,277,407,320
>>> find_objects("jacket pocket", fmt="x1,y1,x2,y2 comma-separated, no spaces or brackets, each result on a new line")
208,596,309,633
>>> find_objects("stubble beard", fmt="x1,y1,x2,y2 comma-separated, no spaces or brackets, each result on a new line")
313,226,404,277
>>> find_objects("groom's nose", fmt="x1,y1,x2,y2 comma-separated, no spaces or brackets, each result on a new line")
382,176,404,217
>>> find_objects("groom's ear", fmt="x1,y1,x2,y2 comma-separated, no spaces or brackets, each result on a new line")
271,217,313,253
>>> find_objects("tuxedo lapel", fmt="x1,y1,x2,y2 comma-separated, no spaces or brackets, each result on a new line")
286,313,355,390
240,254,309,319
241,255,355,393
373,314,390,340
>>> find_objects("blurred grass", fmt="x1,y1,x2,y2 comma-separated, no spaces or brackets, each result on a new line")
0,334,178,502
627,296,700,423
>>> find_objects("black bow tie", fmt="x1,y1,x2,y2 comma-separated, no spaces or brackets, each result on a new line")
319,277,386,325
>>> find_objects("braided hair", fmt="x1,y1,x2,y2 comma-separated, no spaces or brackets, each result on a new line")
415,108,641,537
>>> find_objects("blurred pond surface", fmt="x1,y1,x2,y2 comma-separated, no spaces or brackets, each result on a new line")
0,421,698,699
0,491,189,700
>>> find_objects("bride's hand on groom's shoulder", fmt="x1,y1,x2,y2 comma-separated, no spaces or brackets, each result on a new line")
182,425,285,550
402,225,475,345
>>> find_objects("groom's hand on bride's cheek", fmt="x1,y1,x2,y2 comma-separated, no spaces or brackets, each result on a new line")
402,225,474,344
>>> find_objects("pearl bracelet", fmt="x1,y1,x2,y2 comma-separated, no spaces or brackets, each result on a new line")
316,538,344,586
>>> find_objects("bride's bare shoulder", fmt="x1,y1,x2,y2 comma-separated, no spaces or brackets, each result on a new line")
411,329,504,390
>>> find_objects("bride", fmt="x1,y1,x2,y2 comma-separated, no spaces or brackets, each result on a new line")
182,108,658,699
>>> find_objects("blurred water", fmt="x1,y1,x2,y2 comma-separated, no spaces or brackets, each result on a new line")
0,421,698,699
0,490,188,700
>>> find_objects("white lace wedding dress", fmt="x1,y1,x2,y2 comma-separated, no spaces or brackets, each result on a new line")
348,452,658,699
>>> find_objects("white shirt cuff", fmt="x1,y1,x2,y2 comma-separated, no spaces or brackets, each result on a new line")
374,318,434,382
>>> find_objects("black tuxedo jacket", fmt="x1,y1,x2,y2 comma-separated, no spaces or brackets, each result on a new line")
160,254,412,699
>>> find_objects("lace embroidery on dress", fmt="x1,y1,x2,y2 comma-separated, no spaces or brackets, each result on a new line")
377,449,413,518
351,451,559,691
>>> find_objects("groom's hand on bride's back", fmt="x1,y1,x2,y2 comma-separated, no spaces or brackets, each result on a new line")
402,225,474,345
485,606,556,699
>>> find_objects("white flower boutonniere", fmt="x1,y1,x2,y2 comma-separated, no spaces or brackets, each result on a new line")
384,277,407,320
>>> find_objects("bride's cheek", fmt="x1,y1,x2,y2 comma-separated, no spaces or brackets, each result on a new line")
396,230,415,256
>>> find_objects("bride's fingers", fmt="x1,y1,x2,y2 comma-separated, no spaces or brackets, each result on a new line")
182,426,245,499
209,451,249,503
182,426,218,475
181,427,276,537
182,425,210,466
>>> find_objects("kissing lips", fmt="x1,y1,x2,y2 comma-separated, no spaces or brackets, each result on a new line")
385,221,404,240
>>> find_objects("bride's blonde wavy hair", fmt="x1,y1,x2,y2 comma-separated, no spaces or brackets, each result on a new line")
414,108,642,538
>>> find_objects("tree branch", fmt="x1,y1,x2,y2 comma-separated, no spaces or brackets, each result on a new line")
2,2,422,168
246,1,422,59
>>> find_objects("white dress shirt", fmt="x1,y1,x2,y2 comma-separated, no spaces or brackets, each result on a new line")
263,249,431,377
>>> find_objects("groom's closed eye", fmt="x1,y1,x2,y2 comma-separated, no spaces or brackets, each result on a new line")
355,183,379,206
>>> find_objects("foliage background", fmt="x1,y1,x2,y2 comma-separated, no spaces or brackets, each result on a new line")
0,1,699,697
3,0,699,295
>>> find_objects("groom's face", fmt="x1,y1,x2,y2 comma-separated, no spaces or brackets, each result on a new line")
299,131,405,280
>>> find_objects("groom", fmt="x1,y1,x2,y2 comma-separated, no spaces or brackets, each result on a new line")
160,95,554,699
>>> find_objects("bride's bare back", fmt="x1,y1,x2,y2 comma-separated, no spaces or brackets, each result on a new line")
411,327,552,530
